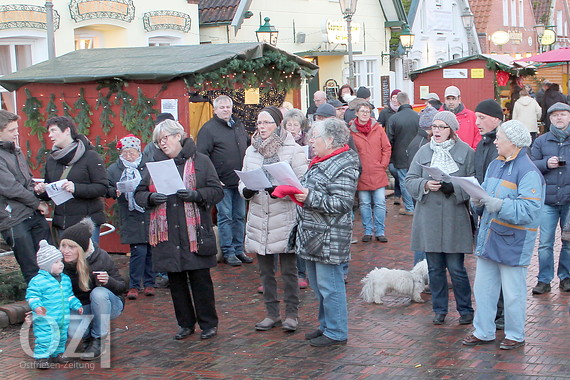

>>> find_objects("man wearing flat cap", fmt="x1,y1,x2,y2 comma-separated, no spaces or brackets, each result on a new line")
530,102,570,294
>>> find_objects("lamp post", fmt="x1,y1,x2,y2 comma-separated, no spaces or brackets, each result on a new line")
339,0,358,88
256,17,279,46
399,24,415,55
461,7,475,55
534,24,545,53
45,0,55,60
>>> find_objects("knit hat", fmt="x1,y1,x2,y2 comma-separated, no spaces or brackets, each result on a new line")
155,112,175,125
60,218,95,252
327,99,344,108
419,106,439,130
499,120,532,148
391,89,401,97
37,240,63,272
475,99,504,121
432,111,460,131
547,102,570,116
260,106,283,127
315,103,336,118
444,86,461,98
356,86,371,99
116,134,141,152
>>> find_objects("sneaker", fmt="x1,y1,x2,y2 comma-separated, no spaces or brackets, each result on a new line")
495,317,505,330
50,354,71,364
80,337,104,361
375,235,388,243
126,288,138,300
154,276,169,288
257,285,264,294
532,281,551,294
560,278,570,292
143,286,155,296
350,238,358,244
224,255,242,266
399,208,414,216
459,313,474,325
500,338,525,350
393,198,401,205
362,235,372,242
298,278,308,289
305,329,324,340
34,358,51,370
309,335,347,347
236,254,254,263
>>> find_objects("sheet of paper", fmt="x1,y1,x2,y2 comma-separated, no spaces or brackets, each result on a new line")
420,164,451,182
45,180,74,205
263,161,303,189
145,159,185,195
449,176,488,201
235,168,272,190
116,178,140,193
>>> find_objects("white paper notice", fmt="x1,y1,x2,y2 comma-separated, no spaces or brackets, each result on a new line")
116,178,140,193
45,180,74,205
449,176,488,201
145,159,185,195
420,164,451,182
263,161,303,189
235,168,272,190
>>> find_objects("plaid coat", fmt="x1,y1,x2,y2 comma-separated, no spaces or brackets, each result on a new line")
295,148,360,265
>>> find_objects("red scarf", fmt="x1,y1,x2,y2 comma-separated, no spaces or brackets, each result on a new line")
353,118,373,135
309,145,350,169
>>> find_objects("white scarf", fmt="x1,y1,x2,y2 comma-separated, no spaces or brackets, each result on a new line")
119,156,144,212
429,139,459,175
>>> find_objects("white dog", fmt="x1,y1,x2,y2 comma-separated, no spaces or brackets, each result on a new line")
360,260,428,304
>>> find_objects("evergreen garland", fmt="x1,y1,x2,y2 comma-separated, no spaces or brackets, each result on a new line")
96,91,116,134
115,88,136,131
73,88,93,135
61,96,74,118
131,87,158,142
46,94,58,119
22,88,45,137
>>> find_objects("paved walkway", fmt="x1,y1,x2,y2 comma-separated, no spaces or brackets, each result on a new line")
0,200,569,379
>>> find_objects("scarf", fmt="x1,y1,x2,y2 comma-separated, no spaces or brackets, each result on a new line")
444,103,465,115
118,156,144,213
149,159,201,252
429,138,459,174
50,139,86,166
309,145,350,169
252,127,287,181
550,124,570,142
354,118,373,135
390,102,399,112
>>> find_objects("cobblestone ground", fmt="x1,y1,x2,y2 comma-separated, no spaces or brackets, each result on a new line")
0,200,569,379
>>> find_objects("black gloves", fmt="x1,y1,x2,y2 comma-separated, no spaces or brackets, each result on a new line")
176,189,201,202
242,188,258,199
440,182,454,197
265,186,278,199
149,193,167,205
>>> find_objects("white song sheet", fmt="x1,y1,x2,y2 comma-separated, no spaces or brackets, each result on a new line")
262,161,303,189
145,159,185,195
45,180,74,205
235,168,272,190
116,178,140,193
419,164,487,200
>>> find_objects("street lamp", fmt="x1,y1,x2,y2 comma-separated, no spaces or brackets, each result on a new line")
45,0,56,60
339,0,358,88
461,7,475,55
399,24,415,55
534,24,545,53
256,17,279,46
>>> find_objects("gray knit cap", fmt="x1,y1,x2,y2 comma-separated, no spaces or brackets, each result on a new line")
419,106,439,130
432,111,460,131
36,240,63,272
499,120,532,148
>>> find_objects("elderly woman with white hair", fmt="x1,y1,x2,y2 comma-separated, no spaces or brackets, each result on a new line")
135,119,223,341
463,120,544,350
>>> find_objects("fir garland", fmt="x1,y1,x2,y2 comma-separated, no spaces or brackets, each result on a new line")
73,88,93,135
46,94,58,119
115,88,136,131
96,92,116,134
22,88,45,137
61,96,74,118
131,87,157,142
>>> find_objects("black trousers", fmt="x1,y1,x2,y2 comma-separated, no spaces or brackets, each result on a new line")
168,269,218,330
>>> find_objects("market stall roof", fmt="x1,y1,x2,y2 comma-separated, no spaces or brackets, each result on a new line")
409,54,535,81
0,42,319,92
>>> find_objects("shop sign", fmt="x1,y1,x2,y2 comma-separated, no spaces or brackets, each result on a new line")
0,4,60,30
471,69,485,79
143,10,191,32
508,31,522,44
541,29,556,45
325,20,361,44
69,0,135,23
324,79,339,100
443,69,468,79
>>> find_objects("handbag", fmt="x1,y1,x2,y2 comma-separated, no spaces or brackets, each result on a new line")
196,225,217,256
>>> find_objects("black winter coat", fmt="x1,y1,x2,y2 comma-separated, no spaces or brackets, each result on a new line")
541,89,568,127
386,104,420,169
41,136,108,229
474,129,498,184
196,115,248,188
135,138,223,273
107,157,149,245
377,106,396,127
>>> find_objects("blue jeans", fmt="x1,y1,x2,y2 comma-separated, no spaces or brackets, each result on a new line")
395,168,414,212
414,251,426,265
425,252,473,315
216,188,245,258
473,258,528,342
68,287,123,339
358,188,386,236
537,204,570,283
91,224,101,245
297,256,307,279
129,243,155,289
389,163,401,198
305,260,348,341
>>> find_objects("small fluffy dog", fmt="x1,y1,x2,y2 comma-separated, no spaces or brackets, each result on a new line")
360,260,428,304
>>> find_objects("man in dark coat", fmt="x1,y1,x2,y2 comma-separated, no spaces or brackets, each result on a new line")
386,92,419,215
196,95,252,266
0,110,50,283
541,83,568,129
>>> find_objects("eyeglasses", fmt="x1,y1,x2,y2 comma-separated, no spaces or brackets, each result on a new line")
430,124,450,131
357,110,371,114
158,134,176,144
309,135,322,141
256,121,276,126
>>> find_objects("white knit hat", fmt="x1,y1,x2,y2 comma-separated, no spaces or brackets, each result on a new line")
499,120,532,148
36,240,63,272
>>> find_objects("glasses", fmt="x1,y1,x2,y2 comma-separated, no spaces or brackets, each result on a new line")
256,120,276,126
158,134,177,144
309,135,322,141
357,110,371,114
430,124,450,131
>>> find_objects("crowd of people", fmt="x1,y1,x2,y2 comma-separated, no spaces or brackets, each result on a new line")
0,78,569,368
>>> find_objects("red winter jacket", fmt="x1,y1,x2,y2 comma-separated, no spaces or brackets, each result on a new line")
440,105,481,150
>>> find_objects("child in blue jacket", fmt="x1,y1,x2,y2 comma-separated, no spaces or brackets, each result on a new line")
26,240,83,369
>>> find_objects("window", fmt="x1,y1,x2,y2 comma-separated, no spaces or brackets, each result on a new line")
75,38,94,50
510,0,517,27
148,36,180,46
0,42,32,113
353,57,379,105
518,0,524,27
502,0,509,26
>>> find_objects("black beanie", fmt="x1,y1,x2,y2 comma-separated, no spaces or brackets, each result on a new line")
261,106,283,126
475,99,504,121
60,218,94,251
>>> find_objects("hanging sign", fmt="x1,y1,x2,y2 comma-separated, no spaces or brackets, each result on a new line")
471,69,485,79
325,20,361,44
443,69,468,79
244,88,260,104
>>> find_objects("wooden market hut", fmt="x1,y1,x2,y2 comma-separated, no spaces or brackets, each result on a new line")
0,42,318,253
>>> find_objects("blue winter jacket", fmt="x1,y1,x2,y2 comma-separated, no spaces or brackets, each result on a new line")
530,131,570,206
474,148,545,266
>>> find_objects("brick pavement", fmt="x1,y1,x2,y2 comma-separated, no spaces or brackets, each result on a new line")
0,200,569,379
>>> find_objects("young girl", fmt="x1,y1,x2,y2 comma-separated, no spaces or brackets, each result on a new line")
26,240,83,369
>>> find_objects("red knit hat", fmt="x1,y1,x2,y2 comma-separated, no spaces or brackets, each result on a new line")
391,89,401,97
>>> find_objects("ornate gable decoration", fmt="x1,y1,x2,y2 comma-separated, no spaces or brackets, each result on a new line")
143,10,191,33
69,0,135,23
0,4,60,30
